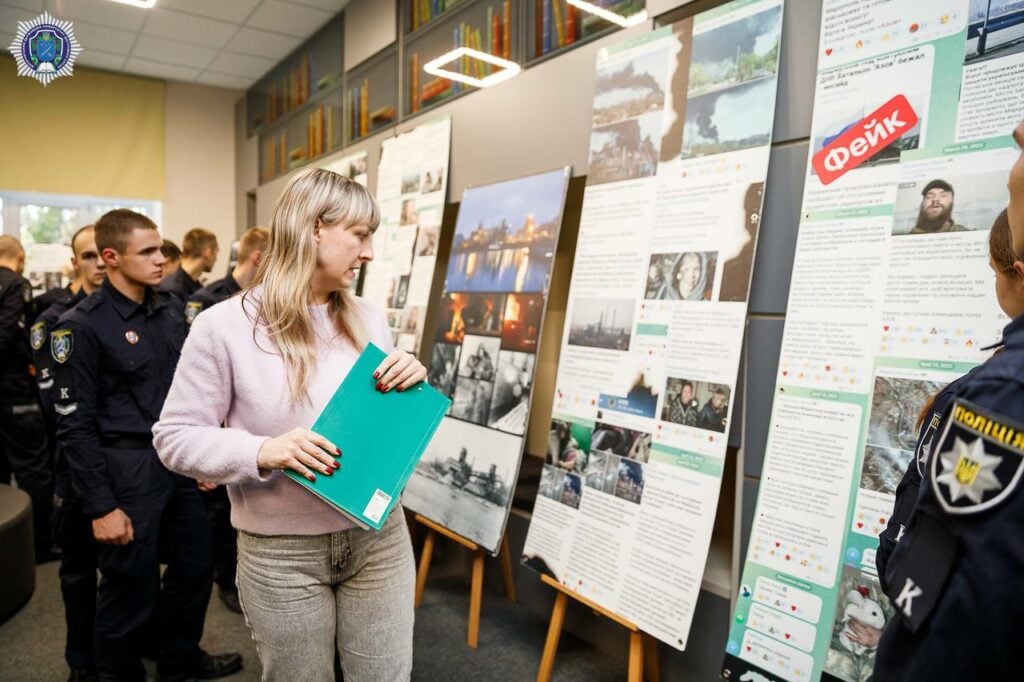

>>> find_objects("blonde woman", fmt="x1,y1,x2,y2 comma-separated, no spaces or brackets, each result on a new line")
154,168,426,680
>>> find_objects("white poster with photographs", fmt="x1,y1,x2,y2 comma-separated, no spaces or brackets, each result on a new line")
360,116,451,354
724,2,1018,681
521,0,784,651
321,149,369,187
404,168,571,554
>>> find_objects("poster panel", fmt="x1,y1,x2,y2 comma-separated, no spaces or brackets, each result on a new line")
723,1,1016,680
321,149,369,186
520,0,784,650
402,167,571,554
361,116,451,353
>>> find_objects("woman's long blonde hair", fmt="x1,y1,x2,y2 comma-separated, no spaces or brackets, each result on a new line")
245,167,380,402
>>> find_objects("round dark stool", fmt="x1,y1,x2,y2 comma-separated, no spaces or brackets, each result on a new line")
0,484,35,623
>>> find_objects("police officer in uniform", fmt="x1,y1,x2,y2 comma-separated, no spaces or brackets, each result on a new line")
51,210,241,682
156,227,218,303
31,225,105,682
32,224,105,325
0,234,56,562
873,126,1024,678
183,226,267,615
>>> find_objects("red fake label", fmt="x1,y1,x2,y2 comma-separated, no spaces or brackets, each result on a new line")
811,94,918,185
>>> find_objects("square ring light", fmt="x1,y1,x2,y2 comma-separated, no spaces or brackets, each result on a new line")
566,1,649,28
423,47,522,89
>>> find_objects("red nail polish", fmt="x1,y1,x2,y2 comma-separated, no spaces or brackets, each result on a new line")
335,448,341,455
376,382,383,391
373,371,380,379
326,469,333,476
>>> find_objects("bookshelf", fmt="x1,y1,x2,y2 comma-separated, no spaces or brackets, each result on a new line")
403,0,516,116
527,0,645,62
346,45,399,144
250,0,647,183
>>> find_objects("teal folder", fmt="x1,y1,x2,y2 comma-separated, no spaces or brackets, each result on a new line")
284,343,451,530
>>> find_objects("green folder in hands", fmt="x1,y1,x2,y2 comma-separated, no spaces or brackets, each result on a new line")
284,342,450,530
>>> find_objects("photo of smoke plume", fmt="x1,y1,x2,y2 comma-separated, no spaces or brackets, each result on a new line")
567,298,634,350
592,47,670,127
680,4,781,159
588,112,663,186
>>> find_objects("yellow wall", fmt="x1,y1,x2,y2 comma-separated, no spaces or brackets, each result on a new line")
0,56,166,200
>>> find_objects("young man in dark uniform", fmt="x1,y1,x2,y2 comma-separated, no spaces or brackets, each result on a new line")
31,225,105,682
51,210,241,682
183,226,267,614
157,227,218,303
33,225,105,322
0,234,56,562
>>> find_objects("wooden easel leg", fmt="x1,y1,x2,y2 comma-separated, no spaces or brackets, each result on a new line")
467,550,485,648
628,631,644,682
499,534,517,602
536,591,568,682
643,634,659,682
414,529,436,609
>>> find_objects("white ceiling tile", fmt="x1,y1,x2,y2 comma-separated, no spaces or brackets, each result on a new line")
246,0,331,38
124,55,199,81
45,0,147,32
156,0,261,23
207,50,276,78
196,70,251,89
225,26,301,60
132,34,215,68
143,7,236,47
282,0,348,12
70,19,136,54
0,0,44,12
74,49,126,71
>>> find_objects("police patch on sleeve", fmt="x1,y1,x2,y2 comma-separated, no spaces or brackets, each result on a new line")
185,301,203,325
50,329,74,364
930,399,1024,515
30,321,45,350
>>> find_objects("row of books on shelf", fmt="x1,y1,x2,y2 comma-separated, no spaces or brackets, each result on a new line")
408,0,512,112
260,54,316,127
349,80,398,140
409,0,468,32
260,132,287,182
534,0,642,57
307,102,335,160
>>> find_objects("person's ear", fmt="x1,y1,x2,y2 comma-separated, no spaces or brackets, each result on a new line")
101,247,120,269
251,250,263,267
1015,260,1024,278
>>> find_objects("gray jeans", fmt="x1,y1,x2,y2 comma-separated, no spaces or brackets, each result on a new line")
236,509,415,681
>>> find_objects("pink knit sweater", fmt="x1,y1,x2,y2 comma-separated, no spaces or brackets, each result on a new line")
153,287,393,536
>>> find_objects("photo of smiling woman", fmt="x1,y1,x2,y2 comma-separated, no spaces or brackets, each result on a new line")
153,168,427,681
645,250,717,301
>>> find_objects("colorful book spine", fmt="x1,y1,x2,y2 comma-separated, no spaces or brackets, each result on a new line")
411,52,420,113
543,0,552,55
553,0,565,48
566,3,576,44
327,104,333,150
502,0,511,59
360,79,369,137
452,26,460,94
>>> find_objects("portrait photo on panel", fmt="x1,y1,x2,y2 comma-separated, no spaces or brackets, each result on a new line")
891,170,1008,236
645,251,718,301
662,377,731,433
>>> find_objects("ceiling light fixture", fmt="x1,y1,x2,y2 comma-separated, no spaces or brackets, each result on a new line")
107,0,158,8
423,47,521,89
566,1,648,28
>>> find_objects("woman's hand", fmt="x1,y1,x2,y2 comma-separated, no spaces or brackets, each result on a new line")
257,428,341,482
373,350,427,392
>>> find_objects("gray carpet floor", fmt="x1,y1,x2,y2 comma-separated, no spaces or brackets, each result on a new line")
0,560,626,681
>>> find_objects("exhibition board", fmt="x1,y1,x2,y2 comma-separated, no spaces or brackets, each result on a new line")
403,168,572,554
520,0,784,651
360,116,453,353
723,1,1019,680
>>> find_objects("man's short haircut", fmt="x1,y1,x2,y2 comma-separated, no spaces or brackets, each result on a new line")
680,380,694,392
922,179,953,196
95,209,158,254
236,226,269,262
161,239,182,262
182,228,218,258
70,224,95,258
0,235,24,260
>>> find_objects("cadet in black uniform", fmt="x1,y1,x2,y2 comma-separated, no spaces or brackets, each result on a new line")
32,224,104,325
156,227,218,303
160,238,181,279
0,234,55,562
31,225,105,682
873,125,1024,679
183,226,267,614
51,210,241,682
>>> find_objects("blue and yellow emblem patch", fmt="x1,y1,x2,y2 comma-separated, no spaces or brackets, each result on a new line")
185,301,203,325
30,322,46,351
51,329,73,364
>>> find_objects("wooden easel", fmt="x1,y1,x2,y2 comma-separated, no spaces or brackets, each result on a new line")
536,574,659,682
412,514,517,648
